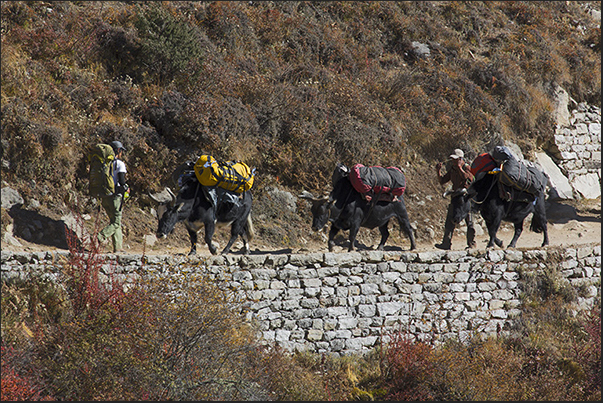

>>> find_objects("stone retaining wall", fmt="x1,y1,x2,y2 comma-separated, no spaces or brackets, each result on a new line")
2,245,600,356
552,103,601,199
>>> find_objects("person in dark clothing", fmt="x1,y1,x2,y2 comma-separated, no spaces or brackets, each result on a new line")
435,148,476,250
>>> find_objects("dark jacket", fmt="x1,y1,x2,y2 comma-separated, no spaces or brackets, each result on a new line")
437,158,474,190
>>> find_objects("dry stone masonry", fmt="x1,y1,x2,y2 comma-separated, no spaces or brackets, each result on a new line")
546,102,601,200
2,246,600,356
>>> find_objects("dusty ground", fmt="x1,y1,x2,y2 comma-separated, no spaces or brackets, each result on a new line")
2,194,600,257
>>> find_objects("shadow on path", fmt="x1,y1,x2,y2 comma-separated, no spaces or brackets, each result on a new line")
546,200,601,224
7,205,72,250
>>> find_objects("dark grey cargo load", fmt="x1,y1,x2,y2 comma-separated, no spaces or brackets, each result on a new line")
492,146,548,195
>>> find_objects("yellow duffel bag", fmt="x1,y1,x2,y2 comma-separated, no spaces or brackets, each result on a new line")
194,155,255,193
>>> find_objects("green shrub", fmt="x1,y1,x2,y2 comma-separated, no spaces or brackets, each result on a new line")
133,4,206,86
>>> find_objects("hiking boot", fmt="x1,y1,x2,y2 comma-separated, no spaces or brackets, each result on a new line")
435,242,451,250
466,242,477,249
97,234,108,245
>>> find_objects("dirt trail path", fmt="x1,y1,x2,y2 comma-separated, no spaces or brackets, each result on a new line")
2,198,600,257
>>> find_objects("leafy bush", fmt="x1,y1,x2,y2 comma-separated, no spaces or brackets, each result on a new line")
380,331,434,401
133,4,206,86
572,304,601,400
4,213,268,400
94,21,142,79
1,345,55,401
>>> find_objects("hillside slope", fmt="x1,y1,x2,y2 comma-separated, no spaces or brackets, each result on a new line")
1,1,600,254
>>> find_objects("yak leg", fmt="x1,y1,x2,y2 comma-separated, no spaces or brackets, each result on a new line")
239,227,251,254
537,213,549,247
327,226,340,252
541,228,549,247
221,234,238,255
234,219,251,255
532,198,549,247
222,222,245,255
395,198,416,250
229,227,250,255
240,237,250,254
347,225,361,252
376,224,390,250
204,222,218,255
485,219,504,248
539,202,549,247
507,221,524,248
484,204,505,248
241,228,251,254
396,215,416,250
186,227,198,256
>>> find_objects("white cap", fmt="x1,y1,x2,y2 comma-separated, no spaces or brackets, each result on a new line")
449,149,464,159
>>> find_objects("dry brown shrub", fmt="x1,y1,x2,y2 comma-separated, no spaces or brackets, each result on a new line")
433,337,527,400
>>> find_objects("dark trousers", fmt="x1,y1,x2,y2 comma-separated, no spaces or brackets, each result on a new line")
441,196,475,248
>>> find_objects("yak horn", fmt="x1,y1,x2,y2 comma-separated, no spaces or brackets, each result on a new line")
166,187,177,201
299,190,330,203
443,188,467,198
148,187,177,204
148,192,162,203
299,190,316,200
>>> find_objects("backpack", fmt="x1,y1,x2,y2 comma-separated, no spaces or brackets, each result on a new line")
88,143,115,197
470,153,497,176
193,155,255,193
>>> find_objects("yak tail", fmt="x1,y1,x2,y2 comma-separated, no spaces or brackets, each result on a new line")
530,195,547,234
530,215,545,233
246,213,255,241
530,210,546,233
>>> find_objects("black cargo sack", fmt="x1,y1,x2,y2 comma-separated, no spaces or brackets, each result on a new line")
492,146,547,195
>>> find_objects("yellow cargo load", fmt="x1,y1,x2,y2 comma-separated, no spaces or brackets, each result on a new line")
194,155,255,193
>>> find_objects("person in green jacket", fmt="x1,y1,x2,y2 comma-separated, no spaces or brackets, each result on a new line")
98,141,129,253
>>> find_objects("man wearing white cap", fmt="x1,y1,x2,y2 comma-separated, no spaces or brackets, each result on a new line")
435,148,476,250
